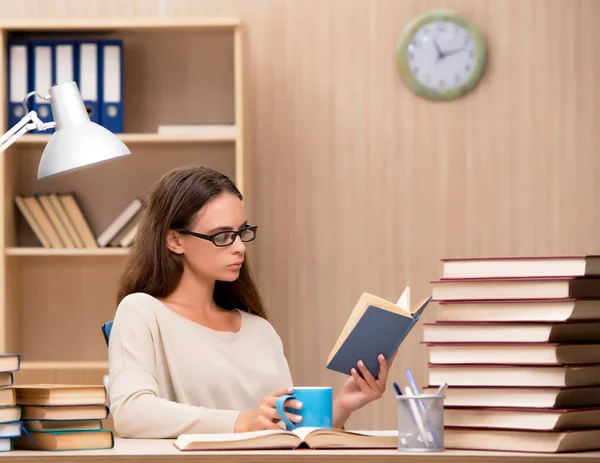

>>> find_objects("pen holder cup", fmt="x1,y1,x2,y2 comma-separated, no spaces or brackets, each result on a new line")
396,394,445,452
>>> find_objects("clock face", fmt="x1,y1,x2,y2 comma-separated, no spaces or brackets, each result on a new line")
396,11,487,101
407,21,477,92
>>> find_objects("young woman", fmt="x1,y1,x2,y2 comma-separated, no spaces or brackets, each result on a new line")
108,165,395,438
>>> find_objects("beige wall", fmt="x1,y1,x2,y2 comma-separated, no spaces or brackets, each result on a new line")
2,0,599,429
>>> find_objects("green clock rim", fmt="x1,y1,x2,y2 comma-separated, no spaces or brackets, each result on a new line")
396,9,487,101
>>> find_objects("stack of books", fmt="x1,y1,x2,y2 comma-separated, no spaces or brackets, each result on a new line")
12,384,114,451
0,354,22,453
15,193,141,249
425,255,600,453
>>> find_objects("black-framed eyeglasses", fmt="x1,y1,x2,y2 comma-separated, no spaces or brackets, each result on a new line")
178,225,258,247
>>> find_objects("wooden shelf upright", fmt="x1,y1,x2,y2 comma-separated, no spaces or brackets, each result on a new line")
0,17,250,384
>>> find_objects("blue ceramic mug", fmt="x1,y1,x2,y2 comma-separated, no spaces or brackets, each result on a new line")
275,386,333,430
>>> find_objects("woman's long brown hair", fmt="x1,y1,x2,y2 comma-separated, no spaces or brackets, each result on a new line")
116,165,267,319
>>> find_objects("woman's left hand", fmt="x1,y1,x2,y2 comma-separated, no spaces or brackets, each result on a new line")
332,351,396,427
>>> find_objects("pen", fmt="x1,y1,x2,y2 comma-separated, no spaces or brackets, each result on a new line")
405,367,442,449
404,385,430,447
393,382,402,396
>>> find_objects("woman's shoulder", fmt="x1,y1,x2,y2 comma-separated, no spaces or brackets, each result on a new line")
240,311,281,338
115,292,163,320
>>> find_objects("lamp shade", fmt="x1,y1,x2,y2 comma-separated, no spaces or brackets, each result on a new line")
37,81,130,179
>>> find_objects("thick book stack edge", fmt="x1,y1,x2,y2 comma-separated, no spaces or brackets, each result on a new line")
15,193,141,249
12,384,113,451
0,354,22,453
425,255,600,453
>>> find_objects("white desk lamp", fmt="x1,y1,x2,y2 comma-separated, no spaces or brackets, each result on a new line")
0,81,130,179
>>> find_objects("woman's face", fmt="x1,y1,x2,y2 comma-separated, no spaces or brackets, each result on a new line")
174,192,249,282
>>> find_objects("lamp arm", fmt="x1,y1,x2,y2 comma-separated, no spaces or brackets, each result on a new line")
0,111,56,153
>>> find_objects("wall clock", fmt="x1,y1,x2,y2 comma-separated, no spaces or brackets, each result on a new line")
396,10,487,101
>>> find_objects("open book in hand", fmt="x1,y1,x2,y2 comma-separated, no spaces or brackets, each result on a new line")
174,427,398,451
326,287,431,378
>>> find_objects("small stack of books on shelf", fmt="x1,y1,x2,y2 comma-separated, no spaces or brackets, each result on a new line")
13,384,113,451
15,193,141,249
425,255,600,453
0,354,22,453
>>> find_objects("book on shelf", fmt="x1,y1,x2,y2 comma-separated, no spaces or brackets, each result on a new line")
427,254,600,453
157,123,236,138
326,287,431,378
14,192,141,249
14,429,114,451
14,384,113,451
96,198,141,247
174,427,397,451
0,353,23,452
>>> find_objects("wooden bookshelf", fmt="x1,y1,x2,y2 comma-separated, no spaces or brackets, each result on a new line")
0,18,250,385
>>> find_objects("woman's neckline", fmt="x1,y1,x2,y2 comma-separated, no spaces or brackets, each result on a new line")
152,296,244,337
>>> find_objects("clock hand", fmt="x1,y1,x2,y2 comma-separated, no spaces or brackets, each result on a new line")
440,45,466,58
433,39,445,62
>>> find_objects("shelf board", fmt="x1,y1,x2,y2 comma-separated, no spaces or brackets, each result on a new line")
6,247,129,257
0,17,241,32
17,131,237,145
20,361,108,370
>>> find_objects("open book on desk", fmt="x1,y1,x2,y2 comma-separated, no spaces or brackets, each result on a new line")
327,287,431,378
174,427,397,451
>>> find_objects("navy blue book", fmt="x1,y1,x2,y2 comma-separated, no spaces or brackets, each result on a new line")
326,288,431,378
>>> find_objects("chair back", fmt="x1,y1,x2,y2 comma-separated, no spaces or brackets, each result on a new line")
102,320,114,346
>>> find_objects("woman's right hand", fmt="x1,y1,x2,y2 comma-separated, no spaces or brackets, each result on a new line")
234,386,303,432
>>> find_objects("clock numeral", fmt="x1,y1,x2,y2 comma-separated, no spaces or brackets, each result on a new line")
465,64,472,72
469,49,475,59
411,38,418,48
411,66,419,76
437,22,445,31
464,33,471,45
408,51,415,61
439,80,445,89
454,74,461,85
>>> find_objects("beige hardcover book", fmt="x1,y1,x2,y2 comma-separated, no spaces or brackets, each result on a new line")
96,198,142,247
423,321,600,343
14,384,107,406
427,342,600,365
14,195,51,248
14,430,114,451
431,276,600,301
57,193,98,248
0,387,16,406
108,212,139,247
436,298,600,322
21,404,109,420
22,195,64,248
48,193,84,248
428,364,600,388
444,428,600,453
37,194,75,247
441,255,600,279
119,219,139,247
444,406,600,431
422,385,600,409
25,419,102,431
0,406,21,423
